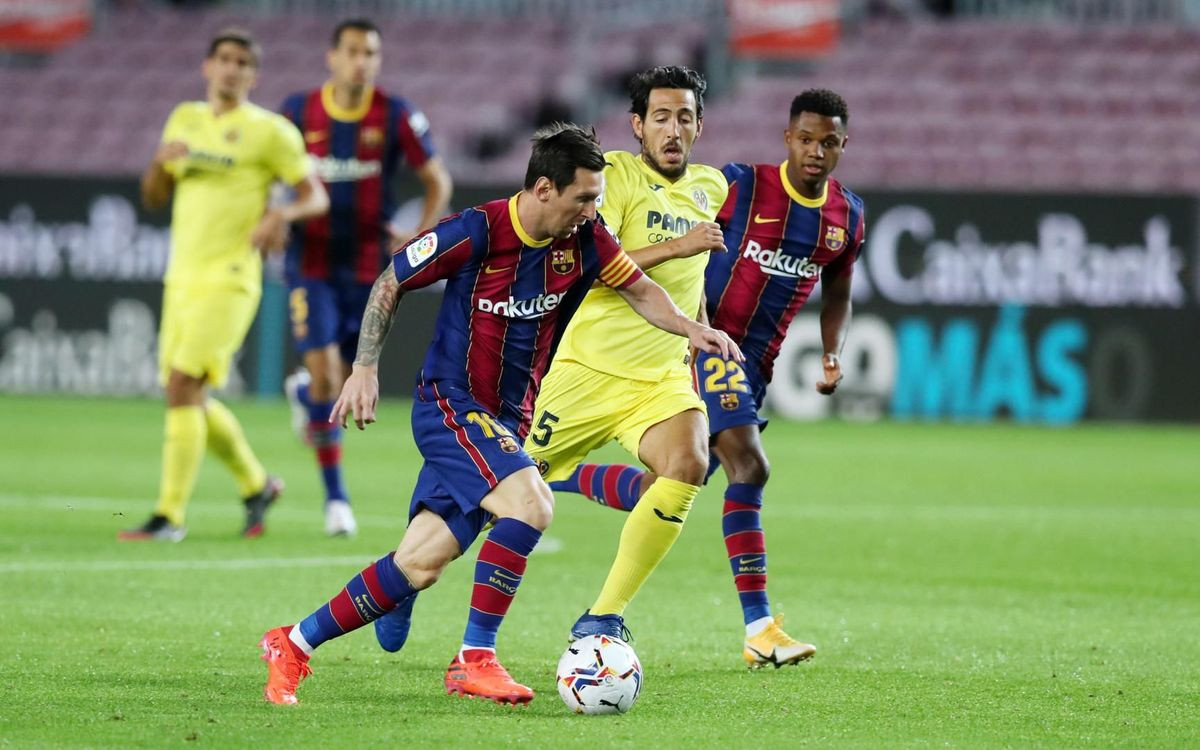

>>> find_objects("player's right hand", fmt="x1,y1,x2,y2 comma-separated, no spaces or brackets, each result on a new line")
154,141,189,165
688,323,744,363
678,221,726,258
816,353,844,395
331,365,380,430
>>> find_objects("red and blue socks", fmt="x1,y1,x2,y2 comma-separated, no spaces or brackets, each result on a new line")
550,464,644,511
722,483,771,627
290,554,415,654
298,383,348,504
553,466,774,630
461,518,541,654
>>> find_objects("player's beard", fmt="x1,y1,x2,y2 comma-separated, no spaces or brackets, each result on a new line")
641,147,687,181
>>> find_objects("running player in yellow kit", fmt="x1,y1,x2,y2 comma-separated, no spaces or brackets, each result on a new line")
120,28,328,541
531,66,728,640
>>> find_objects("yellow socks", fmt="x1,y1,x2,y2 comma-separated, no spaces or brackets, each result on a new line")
205,398,267,497
154,405,206,526
590,476,699,616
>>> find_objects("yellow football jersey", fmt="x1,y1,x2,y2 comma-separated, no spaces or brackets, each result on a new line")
554,150,728,380
160,101,310,292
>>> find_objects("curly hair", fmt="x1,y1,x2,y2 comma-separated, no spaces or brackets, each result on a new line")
628,65,708,119
789,89,849,126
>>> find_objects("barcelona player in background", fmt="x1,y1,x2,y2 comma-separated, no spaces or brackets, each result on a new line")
280,18,452,537
556,89,865,668
120,29,329,542
259,124,741,706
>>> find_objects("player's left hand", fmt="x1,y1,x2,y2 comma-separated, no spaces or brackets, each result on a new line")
688,324,743,363
250,209,289,255
816,353,843,395
331,365,380,430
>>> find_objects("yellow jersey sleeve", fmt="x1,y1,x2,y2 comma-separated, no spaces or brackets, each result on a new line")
596,150,633,236
264,114,311,186
159,103,191,178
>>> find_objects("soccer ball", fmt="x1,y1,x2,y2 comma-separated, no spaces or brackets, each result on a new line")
556,635,643,715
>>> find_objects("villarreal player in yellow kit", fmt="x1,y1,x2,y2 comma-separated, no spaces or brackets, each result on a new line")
526,67,729,639
120,29,328,542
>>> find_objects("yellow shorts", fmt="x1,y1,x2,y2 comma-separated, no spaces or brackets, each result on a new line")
527,359,706,483
158,284,260,389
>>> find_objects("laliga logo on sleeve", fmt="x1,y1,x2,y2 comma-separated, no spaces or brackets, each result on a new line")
407,233,438,267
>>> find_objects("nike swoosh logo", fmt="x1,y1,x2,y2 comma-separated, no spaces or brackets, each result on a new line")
740,556,764,564
753,214,781,224
304,131,326,143
483,265,513,274
653,508,684,524
492,568,521,581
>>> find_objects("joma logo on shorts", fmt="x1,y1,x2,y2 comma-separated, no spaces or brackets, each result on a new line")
743,239,819,279
477,292,564,319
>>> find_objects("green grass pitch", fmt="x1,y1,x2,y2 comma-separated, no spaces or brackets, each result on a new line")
1,394,1197,748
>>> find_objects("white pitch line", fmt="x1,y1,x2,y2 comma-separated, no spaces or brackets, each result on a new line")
0,555,374,574
4,492,1194,525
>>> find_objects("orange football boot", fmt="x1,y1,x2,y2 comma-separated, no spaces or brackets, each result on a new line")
260,626,312,705
444,652,534,705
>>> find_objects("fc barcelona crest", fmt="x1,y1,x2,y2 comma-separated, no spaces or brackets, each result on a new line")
361,126,384,147
551,249,576,274
720,392,740,411
824,226,847,252
498,436,520,454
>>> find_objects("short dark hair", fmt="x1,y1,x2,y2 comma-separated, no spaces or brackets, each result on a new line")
207,27,261,68
628,65,707,119
523,123,606,190
790,89,849,127
331,18,380,48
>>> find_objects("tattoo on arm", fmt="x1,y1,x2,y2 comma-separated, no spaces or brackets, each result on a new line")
354,265,404,367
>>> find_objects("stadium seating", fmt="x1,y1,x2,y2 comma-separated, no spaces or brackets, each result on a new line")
1,11,1197,191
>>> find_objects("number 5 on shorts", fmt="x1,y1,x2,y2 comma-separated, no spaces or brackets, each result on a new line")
529,411,559,447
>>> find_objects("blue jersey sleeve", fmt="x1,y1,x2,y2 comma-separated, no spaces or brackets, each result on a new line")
391,96,436,169
279,92,306,129
392,209,484,290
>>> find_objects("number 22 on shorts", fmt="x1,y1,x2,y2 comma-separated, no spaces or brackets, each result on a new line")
702,357,748,394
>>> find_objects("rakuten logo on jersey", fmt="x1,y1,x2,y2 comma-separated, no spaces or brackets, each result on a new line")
313,156,382,182
477,292,565,319
744,239,819,278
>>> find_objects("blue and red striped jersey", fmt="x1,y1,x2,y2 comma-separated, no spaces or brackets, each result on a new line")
393,195,644,438
281,84,436,283
706,163,866,382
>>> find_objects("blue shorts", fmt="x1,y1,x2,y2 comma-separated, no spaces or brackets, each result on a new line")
408,384,536,551
286,276,374,364
695,350,768,436
695,351,769,482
